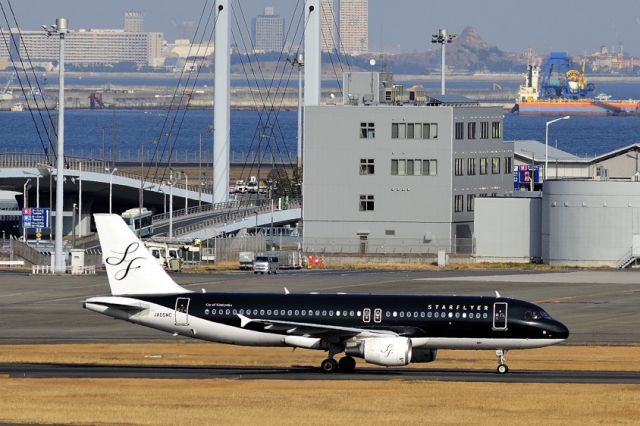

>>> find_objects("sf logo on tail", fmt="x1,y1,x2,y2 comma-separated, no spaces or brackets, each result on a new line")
105,242,145,280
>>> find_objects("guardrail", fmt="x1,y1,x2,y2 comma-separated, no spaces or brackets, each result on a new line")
31,265,96,275
173,198,301,237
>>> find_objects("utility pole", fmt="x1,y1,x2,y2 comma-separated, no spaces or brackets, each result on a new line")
43,17,69,273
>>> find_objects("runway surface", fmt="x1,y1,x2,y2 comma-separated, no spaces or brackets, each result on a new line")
2,362,639,384
2,268,640,344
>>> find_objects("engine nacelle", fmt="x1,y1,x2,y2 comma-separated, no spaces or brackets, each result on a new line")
411,348,438,363
347,337,412,367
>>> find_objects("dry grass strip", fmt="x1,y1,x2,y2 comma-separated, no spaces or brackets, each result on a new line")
1,343,639,372
0,378,638,425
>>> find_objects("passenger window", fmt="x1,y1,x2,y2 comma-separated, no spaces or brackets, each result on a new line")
374,308,382,323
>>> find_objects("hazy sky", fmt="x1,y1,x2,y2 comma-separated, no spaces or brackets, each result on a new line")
6,0,640,55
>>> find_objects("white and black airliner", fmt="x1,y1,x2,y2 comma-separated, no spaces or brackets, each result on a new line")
84,214,569,374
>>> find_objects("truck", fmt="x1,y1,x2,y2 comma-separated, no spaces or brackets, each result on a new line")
239,251,255,270
258,250,304,269
144,241,184,272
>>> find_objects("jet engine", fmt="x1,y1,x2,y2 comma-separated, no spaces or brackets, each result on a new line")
346,337,412,367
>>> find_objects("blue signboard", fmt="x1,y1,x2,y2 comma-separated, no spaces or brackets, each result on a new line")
513,165,540,190
22,208,51,228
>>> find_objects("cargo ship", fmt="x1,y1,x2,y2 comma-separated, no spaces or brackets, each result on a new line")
514,52,640,116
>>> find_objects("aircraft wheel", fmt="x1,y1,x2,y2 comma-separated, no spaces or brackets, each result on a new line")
497,364,509,374
320,358,339,373
338,356,356,373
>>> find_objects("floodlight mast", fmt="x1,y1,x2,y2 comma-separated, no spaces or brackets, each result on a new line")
43,18,69,273
431,29,457,95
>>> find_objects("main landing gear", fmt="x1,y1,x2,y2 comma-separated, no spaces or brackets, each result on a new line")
321,356,356,373
496,349,509,374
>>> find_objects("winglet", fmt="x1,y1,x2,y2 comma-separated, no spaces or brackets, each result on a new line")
237,313,252,328
495,290,501,298
284,287,290,295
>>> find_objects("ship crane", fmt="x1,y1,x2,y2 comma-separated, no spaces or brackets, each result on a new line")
538,52,594,100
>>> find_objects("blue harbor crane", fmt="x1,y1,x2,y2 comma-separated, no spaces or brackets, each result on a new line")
539,52,595,99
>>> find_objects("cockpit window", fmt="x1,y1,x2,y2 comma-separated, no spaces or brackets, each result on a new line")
524,310,542,321
539,310,551,319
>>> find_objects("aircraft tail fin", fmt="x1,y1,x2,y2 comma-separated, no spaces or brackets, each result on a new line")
94,214,188,296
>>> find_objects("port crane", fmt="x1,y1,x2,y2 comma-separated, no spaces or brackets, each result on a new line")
0,71,16,100
538,52,595,99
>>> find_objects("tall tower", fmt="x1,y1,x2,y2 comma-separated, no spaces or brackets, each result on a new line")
320,0,336,52
339,0,368,55
253,7,285,52
124,11,144,32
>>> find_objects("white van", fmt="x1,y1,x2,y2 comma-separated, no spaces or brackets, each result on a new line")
253,255,279,274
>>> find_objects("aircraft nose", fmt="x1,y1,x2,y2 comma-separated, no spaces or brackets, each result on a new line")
550,320,570,340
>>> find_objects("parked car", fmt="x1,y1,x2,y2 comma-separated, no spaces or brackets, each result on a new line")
253,255,279,274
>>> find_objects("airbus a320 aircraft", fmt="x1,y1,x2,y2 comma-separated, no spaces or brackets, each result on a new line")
85,214,569,374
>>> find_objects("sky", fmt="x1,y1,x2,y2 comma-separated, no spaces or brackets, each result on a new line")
6,0,640,56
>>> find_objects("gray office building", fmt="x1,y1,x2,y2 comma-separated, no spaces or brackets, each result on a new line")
253,7,285,52
303,73,513,254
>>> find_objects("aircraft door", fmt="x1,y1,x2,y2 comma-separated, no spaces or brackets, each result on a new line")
175,297,190,326
492,302,508,330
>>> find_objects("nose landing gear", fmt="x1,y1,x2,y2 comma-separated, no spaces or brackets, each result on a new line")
496,349,509,374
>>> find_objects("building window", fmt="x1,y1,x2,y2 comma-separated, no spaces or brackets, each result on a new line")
467,122,476,139
467,158,476,175
412,123,422,138
454,158,464,176
398,159,406,175
467,194,475,212
360,122,375,139
455,122,464,140
391,123,399,139
454,195,464,212
391,159,398,175
385,229,395,236
429,159,438,176
359,195,375,211
413,159,422,175
480,122,489,139
504,157,513,174
491,157,500,174
360,158,375,175
491,121,501,138
407,123,415,139
407,159,415,175
479,157,488,175
423,123,438,139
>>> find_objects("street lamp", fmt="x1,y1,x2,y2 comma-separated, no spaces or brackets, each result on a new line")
43,17,69,273
168,169,177,239
105,167,117,214
287,53,304,168
431,28,457,95
183,171,188,214
545,116,570,180
23,179,32,210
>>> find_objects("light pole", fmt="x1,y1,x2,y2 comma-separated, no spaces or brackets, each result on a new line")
23,179,31,240
43,17,69,273
106,167,117,214
545,116,570,180
183,171,188,214
23,179,31,210
168,169,177,239
431,28,457,95
288,53,304,168
78,162,82,236
198,127,213,207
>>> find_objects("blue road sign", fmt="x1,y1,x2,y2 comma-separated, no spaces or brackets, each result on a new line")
22,208,51,228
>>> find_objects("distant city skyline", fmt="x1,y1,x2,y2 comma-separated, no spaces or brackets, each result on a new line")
7,0,640,56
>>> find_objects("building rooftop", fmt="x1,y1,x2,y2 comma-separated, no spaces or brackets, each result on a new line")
513,140,581,162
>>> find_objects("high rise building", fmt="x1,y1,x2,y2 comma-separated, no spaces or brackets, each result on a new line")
253,7,285,52
339,0,368,55
0,11,163,67
124,10,144,32
320,0,336,53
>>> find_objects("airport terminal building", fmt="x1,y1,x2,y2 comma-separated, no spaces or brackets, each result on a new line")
302,73,513,254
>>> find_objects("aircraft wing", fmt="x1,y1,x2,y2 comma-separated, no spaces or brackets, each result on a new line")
237,314,400,339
